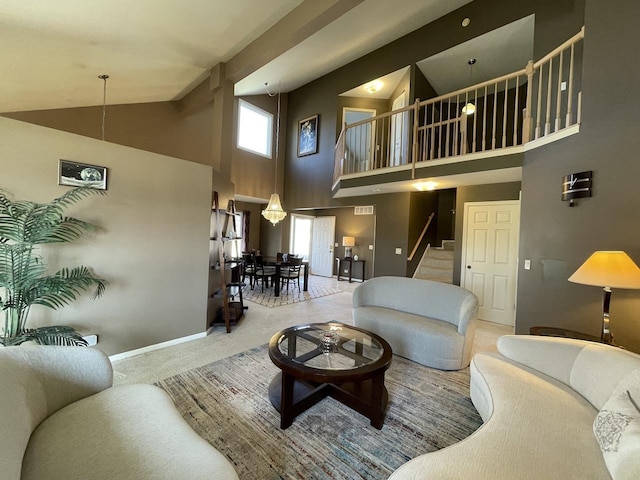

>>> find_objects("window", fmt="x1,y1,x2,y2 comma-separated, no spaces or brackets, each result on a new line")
237,99,273,157
289,214,313,261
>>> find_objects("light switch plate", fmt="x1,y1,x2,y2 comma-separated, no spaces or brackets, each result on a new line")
524,259,531,270
369,245,374,250
335,243,339,247
395,248,402,255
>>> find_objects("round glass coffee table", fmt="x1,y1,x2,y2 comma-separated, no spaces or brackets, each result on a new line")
268,322,392,429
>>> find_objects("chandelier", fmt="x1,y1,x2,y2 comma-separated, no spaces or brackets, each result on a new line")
262,83,287,226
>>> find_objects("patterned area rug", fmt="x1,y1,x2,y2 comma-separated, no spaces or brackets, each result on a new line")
241,283,342,307
157,345,482,479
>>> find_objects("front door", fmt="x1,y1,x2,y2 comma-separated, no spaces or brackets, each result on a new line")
311,216,336,277
461,201,520,326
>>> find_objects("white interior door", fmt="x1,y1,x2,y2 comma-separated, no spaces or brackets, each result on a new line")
343,108,376,172
311,216,335,277
461,201,520,326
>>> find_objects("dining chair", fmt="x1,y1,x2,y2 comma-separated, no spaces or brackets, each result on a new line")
241,252,256,289
280,256,303,293
254,255,276,293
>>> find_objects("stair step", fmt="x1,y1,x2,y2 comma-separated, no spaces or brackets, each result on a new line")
414,273,453,284
441,240,455,250
421,258,453,268
427,249,454,260
419,267,452,277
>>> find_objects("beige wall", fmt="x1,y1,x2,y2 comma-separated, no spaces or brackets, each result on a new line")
0,117,212,355
3,101,215,167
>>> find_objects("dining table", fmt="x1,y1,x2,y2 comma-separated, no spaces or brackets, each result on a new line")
262,256,309,297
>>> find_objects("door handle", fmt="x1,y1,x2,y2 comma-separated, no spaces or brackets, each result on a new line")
467,265,471,269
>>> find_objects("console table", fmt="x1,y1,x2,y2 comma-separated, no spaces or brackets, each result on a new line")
336,258,366,283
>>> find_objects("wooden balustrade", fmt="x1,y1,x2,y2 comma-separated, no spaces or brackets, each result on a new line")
334,28,584,182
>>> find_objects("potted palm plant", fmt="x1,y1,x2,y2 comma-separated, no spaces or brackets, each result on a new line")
0,187,108,346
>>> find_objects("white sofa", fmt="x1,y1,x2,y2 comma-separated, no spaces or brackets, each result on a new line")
1,345,239,480
352,276,479,370
389,335,640,480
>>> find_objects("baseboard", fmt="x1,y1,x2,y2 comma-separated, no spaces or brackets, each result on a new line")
108,331,207,362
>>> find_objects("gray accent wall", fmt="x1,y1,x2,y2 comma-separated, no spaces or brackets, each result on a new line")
517,0,640,353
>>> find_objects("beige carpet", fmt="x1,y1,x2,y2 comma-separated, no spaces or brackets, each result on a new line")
241,283,342,307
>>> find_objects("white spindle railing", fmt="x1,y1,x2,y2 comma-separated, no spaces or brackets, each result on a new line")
333,28,584,184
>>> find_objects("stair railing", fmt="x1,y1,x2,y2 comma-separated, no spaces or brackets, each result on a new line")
407,212,435,262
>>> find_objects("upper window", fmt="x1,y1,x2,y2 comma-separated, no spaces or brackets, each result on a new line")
237,99,273,158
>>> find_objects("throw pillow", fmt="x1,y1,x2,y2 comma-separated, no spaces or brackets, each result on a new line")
593,368,640,480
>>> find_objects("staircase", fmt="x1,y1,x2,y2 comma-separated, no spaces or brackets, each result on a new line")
413,243,454,284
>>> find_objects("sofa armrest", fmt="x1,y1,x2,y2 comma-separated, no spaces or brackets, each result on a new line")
496,335,588,386
4,345,113,416
0,345,113,480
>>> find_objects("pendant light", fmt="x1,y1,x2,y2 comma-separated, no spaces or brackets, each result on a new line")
462,59,476,115
98,74,109,140
262,83,287,226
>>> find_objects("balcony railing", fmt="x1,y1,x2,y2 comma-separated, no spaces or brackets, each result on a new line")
334,28,584,185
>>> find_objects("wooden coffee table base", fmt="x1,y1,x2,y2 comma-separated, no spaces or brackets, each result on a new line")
268,371,388,430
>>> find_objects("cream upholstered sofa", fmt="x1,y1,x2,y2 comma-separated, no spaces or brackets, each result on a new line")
389,335,640,480
1,345,239,480
352,276,479,370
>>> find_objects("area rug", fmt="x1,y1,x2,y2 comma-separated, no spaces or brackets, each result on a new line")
241,284,342,307
156,345,482,479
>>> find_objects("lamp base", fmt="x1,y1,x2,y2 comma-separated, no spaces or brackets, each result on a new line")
344,247,352,259
602,287,613,345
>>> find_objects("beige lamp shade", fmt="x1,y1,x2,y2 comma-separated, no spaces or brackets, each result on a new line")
568,251,640,289
342,236,355,247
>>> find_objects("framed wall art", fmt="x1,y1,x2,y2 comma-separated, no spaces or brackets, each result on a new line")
59,160,108,190
297,114,318,157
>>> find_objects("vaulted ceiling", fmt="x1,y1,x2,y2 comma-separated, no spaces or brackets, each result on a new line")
0,0,472,113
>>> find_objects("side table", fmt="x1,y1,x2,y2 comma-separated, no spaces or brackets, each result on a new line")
336,258,366,282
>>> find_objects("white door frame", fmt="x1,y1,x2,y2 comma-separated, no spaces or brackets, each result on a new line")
390,90,408,166
460,200,520,325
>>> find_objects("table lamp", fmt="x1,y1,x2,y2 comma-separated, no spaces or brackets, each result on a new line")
568,251,640,344
342,236,355,259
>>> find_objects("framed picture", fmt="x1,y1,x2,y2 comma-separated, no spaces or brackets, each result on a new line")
297,114,318,157
59,160,108,190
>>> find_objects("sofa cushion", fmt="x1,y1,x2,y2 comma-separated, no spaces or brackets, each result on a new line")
352,276,478,333
594,369,640,480
22,383,238,480
389,352,611,479
354,305,465,370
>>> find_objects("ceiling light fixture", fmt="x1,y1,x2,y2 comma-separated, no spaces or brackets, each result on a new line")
462,17,471,27
462,59,476,115
364,80,383,94
262,82,287,226
98,74,109,140
413,181,438,191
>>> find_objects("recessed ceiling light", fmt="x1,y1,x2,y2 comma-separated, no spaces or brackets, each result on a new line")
364,80,383,94
462,17,471,27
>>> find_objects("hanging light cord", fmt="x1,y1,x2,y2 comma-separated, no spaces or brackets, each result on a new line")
99,74,109,141
265,82,281,191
